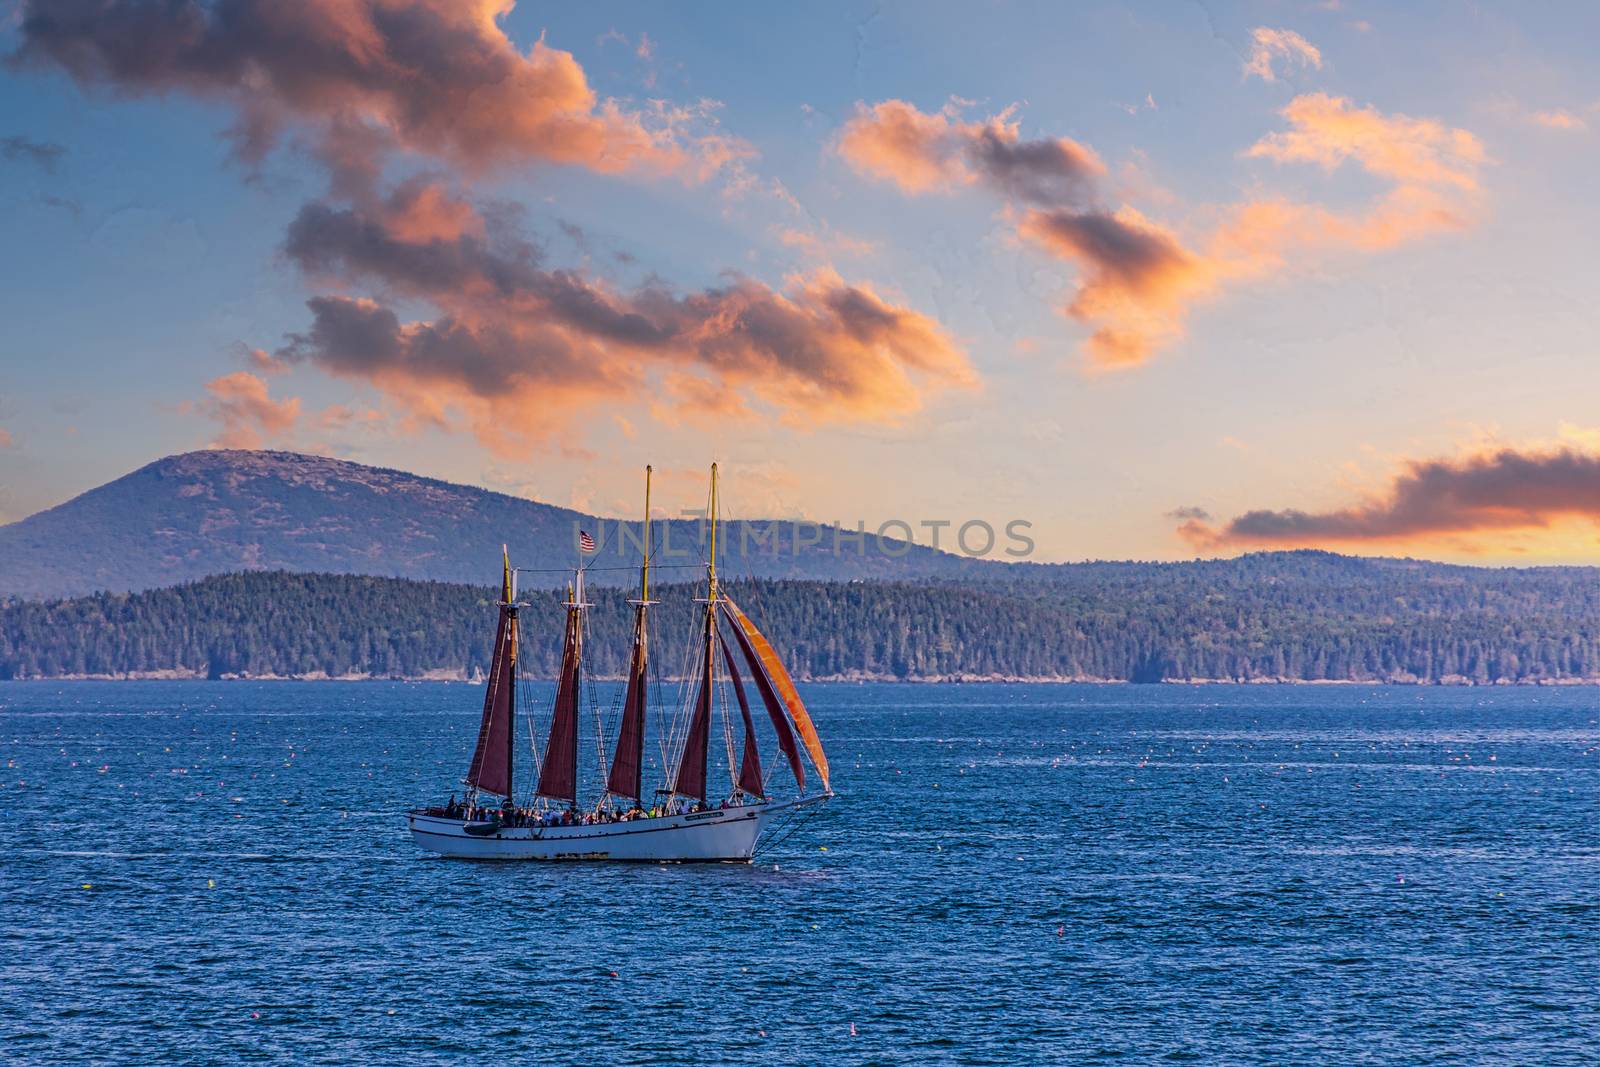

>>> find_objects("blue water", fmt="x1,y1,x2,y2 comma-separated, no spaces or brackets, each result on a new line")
3,682,1598,1064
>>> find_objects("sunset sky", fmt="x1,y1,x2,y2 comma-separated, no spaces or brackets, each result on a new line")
3,1,1599,564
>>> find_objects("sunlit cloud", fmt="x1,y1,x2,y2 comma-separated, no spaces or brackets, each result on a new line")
15,0,968,455
11,0,737,179
837,98,1104,200
1530,109,1587,131
276,183,973,451
198,372,301,449
1015,207,1212,367
839,94,1487,369
774,225,878,260
1245,92,1484,191
1179,442,1600,554
1242,28,1323,83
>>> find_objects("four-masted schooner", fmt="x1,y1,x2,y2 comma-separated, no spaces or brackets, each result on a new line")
407,464,833,861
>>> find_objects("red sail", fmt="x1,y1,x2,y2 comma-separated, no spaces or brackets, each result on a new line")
605,608,648,802
671,610,714,801
722,604,805,792
536,606,582,804
466,607,516,798
719,633,765,798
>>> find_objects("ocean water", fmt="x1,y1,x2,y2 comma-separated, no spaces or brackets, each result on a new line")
2,681,1598,1065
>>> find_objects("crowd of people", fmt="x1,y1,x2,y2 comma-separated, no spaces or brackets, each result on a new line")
424,793,749,829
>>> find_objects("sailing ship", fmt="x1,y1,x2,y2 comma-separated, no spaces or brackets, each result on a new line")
406,464,833,861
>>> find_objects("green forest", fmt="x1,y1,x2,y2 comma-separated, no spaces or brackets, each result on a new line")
4,552,1600,683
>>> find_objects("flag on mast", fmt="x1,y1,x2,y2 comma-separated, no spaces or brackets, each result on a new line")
578,529,596,553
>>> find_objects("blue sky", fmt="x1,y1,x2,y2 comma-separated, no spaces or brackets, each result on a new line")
2,1,1599,563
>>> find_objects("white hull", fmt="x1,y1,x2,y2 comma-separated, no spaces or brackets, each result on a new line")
406,795,827,862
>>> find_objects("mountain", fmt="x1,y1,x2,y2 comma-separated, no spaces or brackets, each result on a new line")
7,560,1600,683
0,450,1004,600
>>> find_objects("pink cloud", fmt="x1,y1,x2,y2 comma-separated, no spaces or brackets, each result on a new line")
1180,445,1600,551
200,372,302,449
840,95,1487,369
1242,28,1323,83
13,0,734,179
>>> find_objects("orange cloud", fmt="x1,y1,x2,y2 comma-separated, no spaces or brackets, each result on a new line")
1208,93,1486,280
0,428,13,449
200,372,302,449
1243,28,1323,83
775,226,878,259
245,347,290,376
1531,109,1587,131
13,0,733,179
1016,207,1213,367
837,99,1104,201
20,2,970,450
276,190,974,453
1246,92,1484,191
841,95,1487,369
1179,444,1600,553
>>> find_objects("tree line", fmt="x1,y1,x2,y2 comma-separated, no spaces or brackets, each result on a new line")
4,553,1600,683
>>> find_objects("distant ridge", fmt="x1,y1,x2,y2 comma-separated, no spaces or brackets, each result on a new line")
8,565,1600,683
0,450,997,599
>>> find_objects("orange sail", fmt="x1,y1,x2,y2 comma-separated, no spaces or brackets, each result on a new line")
721,596,830,793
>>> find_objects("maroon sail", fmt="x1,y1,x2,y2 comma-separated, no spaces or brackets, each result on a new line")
722,604,805,792
536,605,582,804
719,633,765,798
605,608,648,802
466,606,516,798
670,610,714,801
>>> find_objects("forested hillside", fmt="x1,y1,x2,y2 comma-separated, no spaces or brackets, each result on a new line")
5,552,1600,683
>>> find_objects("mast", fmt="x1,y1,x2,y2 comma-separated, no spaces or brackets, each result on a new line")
606,466,652,804
643,464,652,602
708,461,718,601
669,463,718,802
505,549,516,801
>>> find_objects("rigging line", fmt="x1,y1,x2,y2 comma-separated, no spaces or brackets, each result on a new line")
717,667,737,793
670,626,700,782
516,634,548,805
719,497,822,784
662,605,703,793
585,670,608,810
751,803,825,859
520,687,543,807
513,562,706,575
646,647,664,798
596,648,627,765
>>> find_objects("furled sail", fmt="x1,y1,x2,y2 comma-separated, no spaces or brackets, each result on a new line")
536,601,582,803
721,597,830,793
465,603,516,798
719,634,765,798
670,609,714,801
723,607,805,792
605,607,648,802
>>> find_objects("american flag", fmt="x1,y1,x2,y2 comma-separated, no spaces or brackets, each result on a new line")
578,529,596,553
